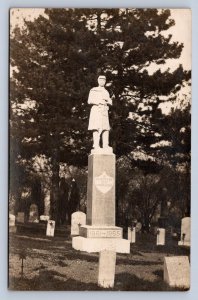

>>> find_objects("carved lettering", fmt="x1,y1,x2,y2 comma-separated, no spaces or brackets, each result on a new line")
88,229,121,238
94,172,114,194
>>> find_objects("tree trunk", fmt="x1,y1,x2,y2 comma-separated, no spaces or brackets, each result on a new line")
97,12,101,33
50,148,60,223
142,212,150,233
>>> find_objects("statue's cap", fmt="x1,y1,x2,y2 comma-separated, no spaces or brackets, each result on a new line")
98,75,106,79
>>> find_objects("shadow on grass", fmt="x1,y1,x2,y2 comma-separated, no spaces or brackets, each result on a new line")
116,258,162,266
114,272,178,291
8,271,103,291
9,270,181,291
10,232,190,257
134,233,190,256
10,231,190,285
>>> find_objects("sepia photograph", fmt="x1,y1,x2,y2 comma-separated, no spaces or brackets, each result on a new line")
9,8,191,291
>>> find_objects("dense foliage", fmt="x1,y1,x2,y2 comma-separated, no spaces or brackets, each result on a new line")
10,9,191,224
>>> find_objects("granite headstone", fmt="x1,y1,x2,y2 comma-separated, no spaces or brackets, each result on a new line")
164,256,190,289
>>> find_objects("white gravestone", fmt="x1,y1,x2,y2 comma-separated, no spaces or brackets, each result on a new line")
156,228,165,245
164,256,190,289
40,215,50,222
178,217,190,247
16,212,25,223
71,211,86,236
9,214,16,227
29,204,39,223
46,220,55,237
128,227,136,243
98,250,116,288
135,222,142,232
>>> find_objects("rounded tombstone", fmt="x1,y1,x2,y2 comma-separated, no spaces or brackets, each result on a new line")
9,214,16,227
29,203,39,223
135,222,142,233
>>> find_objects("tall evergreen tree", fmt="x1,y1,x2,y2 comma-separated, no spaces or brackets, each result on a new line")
10,9,190,220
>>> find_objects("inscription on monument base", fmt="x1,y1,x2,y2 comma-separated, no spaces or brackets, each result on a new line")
80,226,122,238
89,229,121,238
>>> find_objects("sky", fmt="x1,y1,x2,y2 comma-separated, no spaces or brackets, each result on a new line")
157,9,191,72
168,9,191,71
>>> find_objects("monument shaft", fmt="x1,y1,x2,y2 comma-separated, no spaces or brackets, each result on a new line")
87,153,115,226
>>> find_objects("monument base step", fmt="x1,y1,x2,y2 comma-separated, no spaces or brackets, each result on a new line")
178,241,190,247
72,236,130,253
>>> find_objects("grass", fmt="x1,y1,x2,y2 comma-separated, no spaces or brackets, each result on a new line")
8,230,190,291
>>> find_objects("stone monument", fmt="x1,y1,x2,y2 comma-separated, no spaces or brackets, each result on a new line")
178,217,190,247
72,75,130,253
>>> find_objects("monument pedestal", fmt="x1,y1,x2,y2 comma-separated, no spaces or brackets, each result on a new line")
72,152,130,253
72,236,130,253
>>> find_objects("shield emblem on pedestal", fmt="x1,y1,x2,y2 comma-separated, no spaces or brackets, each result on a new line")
94,172,114,194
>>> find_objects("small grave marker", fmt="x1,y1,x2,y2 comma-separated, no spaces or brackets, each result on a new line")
40,215,49,222
46,220,55,237
156,228,165,245
128,226,136,243
178,217,190,246
9,214,16,227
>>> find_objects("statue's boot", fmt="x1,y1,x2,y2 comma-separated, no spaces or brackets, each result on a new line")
102,130,111,149
93,131,100,149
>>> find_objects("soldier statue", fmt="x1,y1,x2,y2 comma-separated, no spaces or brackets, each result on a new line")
88,75,112,151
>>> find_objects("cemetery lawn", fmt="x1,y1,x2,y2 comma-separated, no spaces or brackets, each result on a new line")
9,231,190,291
